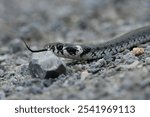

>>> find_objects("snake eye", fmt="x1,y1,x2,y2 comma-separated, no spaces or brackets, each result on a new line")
56,43,63,50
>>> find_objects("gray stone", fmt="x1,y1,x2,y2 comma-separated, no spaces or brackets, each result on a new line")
10,77,18,84
88,59,106,73
95,59,107,68
0,69,4,77
16,86,24,92
0,91,5,99
29,51,66,79
81,70,90,80
29,86,43,94
145,57,150,64
119,60,140,69
42,79,53,87
0,55,8,62
19,64,30,76
145,46,150,51
123,52,138,64
15,58,27,65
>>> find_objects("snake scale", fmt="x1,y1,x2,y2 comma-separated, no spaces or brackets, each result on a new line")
24,25,150,60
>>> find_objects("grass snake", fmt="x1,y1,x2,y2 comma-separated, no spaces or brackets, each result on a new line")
24,25,150,60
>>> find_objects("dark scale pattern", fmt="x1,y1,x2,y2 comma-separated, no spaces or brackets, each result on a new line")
91,51,97,58
56,43,64,55
80,47,91,57
65,46,78,55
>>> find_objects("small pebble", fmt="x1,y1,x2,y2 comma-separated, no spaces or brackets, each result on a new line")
140,79,150,88
16,86,24,92
132,47,144,56
43,79,53,87
15,58,27,65
29,86,43,94
145,46,150,51
0,55,8,62
114,58,122,65
20,64,30,76
81,70,90,80
88,59,106,73
123,52,138,64
10,77,18,84
95,59,107,67
145,57,150,64
0,69,4,77
119,60,140,69
0,91,5,99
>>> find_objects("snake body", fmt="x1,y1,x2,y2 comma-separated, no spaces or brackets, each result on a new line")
24,25,150,60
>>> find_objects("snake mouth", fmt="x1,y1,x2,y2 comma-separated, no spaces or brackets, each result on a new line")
23,40,48,53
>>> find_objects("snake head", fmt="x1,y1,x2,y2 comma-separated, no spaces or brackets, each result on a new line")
45,43,84,59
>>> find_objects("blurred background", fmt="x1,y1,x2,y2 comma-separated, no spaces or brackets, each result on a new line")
0,0,150,45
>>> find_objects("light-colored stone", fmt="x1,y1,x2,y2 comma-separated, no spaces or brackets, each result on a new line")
132,47,144,56
81,70,90,80
145,57,150,64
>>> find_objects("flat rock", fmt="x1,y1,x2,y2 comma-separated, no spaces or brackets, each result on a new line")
29,51,66,79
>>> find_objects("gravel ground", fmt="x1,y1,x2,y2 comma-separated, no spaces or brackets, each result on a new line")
0,0,150,100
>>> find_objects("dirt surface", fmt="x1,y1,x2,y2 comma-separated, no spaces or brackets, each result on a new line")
0,0,150,99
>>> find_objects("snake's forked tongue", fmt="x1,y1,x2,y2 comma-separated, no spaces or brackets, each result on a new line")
23,40,47,53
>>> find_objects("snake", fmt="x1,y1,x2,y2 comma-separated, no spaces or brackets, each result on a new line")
24,25,150,60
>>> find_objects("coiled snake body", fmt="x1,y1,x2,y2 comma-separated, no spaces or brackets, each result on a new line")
24,25,150,60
